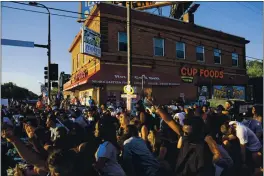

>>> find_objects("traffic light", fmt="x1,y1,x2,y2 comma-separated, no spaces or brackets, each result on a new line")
45,82,48,87
44,67,48,79
52,82,58,88
49,64,58,81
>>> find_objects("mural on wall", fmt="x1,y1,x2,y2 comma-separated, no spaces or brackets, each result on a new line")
198,86,209,97
213,86,245,100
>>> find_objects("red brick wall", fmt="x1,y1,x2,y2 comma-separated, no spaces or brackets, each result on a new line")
100,3,248,73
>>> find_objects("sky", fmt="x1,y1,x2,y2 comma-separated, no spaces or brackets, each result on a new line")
1,1,263,95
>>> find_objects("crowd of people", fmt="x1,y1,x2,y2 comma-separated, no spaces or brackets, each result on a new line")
1,96,263,176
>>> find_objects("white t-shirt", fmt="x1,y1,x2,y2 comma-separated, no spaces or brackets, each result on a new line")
229,121,262,152
50,123,63,142
95,141,125,176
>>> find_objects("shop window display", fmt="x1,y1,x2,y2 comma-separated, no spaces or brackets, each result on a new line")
213,86,245,100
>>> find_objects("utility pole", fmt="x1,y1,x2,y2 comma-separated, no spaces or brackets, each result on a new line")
141,75,145,90
126,1,132,111
29,2,51,105
48,11,51,104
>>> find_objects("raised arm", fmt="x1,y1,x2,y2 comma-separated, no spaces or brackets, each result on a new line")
156,107,183,136
1,126,48,171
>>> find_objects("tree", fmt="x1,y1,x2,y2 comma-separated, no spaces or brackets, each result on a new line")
1,82,38,100
51,87,58,97
246,60,263,78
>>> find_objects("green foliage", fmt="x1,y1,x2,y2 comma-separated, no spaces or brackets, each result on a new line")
246,60,263,78
51,87,58,97
1,82,38,100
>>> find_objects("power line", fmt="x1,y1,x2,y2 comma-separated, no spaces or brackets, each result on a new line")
245,2,263,11
237,2,263,16
201,3,259,28
11,1,92,16
249,3,263,11
4,3,263,61
2,5,85,20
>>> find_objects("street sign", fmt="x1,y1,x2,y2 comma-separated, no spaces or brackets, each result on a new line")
41,85,47,92
1,39,34,48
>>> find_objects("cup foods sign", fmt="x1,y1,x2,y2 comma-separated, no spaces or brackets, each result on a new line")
180,67,224,79
82,26,101,58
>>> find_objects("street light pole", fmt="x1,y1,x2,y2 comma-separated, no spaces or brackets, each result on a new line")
29,2,51,104
142,75,145,90
48,11,51,104
126,2,132,111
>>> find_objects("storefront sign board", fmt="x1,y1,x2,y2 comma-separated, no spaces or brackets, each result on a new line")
180,67,224,79
82,26,101,58
74,70,88,81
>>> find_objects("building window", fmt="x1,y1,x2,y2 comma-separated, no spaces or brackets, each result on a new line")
118,32,127,51
196,46,204,62
72,59,74,72
176,42,185,59
214,49,221,64
154,38,164,56
232,53,238,66
77,55,80,68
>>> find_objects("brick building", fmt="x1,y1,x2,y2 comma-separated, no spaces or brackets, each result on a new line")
63,3,249,106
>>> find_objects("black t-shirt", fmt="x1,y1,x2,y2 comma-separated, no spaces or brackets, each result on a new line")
139,112,155,132
175,136,214,176
161,139,179,170
227,107,236,120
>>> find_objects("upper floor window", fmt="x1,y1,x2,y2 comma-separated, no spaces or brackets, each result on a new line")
214,49,221,64
84,55,88,64
176,42,185,59
232,53,238,66
118,32,127,51
72,59,75,72
77,55,80,68
196,46,204,62
154,38,164,56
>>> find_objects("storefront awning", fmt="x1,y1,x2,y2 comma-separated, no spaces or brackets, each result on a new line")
64,64,181,91
87,64,181,86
